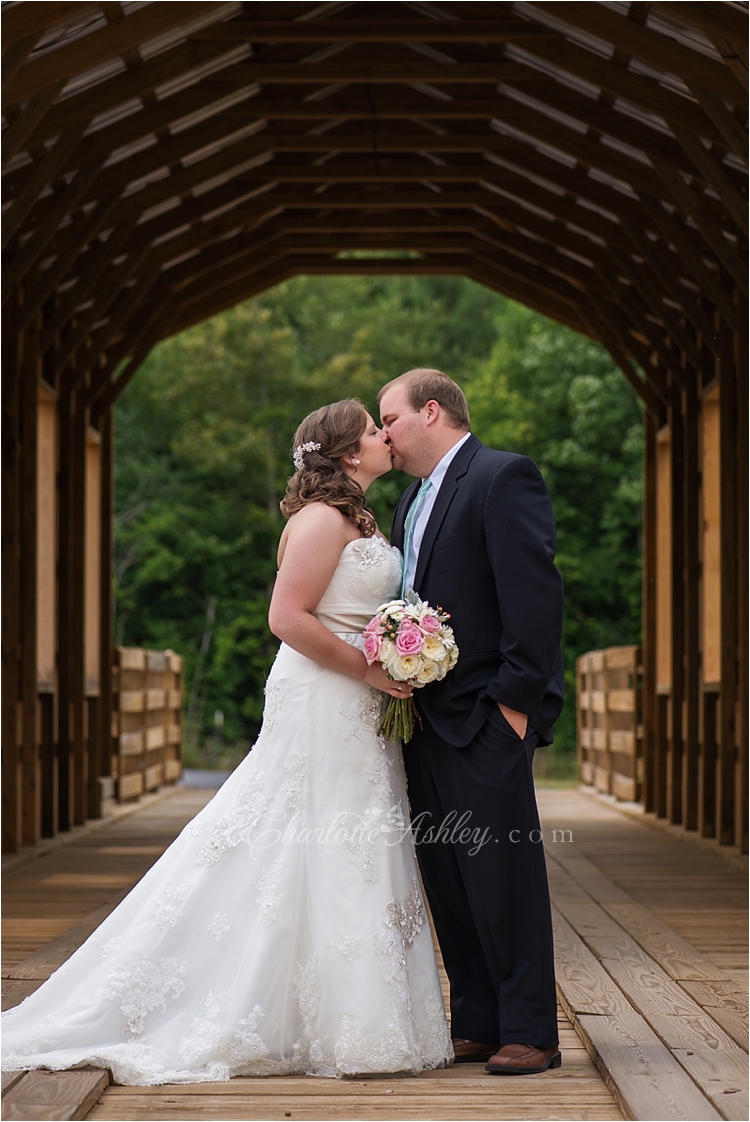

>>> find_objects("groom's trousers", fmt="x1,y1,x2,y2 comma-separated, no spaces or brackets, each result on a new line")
403,704,558,1049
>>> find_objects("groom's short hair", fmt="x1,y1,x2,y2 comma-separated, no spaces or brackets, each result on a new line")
378,368,470,430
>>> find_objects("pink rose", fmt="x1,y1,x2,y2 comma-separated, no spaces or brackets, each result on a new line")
420,614,441,633
395,621,424,656
363,631,382,664
364,616,384,634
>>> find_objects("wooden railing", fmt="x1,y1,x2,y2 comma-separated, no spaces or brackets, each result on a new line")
112,648,184,801
577,645,643,802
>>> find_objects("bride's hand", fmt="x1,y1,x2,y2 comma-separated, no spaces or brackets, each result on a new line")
363,663,413,699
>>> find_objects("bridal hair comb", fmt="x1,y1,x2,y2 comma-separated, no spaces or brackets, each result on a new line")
293,441,322,472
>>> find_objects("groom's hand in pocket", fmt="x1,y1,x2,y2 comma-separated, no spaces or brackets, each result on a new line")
498,703,528,740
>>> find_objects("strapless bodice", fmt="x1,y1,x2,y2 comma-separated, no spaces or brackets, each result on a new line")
314,537,403,634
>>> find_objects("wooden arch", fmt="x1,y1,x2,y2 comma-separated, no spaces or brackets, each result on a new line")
2,1,747,853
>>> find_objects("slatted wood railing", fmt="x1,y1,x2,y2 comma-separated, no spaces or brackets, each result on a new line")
112,648,184,801
577,645,643,802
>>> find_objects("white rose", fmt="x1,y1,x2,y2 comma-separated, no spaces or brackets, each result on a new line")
379,639,396,666
388,654,421,681
422,634,446,661
416,660,438,684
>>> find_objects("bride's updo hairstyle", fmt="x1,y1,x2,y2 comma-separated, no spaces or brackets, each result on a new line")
280,399,377,538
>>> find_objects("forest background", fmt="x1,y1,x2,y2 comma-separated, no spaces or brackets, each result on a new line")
114,276,643,776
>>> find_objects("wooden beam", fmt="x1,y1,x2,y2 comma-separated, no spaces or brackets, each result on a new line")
651,156,748,294
707,34,749,95
2,32,44,93
3,2,225,107
579,306,662,417
610,248,704,375
1,124,86,249
651,3,748,51
671,126,749,233
621,222,720,358
1,80,66,170
70,270,160,392
87,289,174,409
208,60,545,85
17,193,121,332
689,85,749,167
519,34,727,142
190,18,559,43
640,197,740,329
48,245,150,378
3,158,105,297
92,308,181,422
533,2,746,104
1,3,99,47
38,222,137,350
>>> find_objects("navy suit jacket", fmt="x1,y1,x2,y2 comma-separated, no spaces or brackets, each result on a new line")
391,434,565,747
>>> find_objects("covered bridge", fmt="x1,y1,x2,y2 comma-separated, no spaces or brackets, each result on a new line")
2,0,747,855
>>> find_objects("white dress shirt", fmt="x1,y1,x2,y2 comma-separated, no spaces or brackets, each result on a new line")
402,432,472,594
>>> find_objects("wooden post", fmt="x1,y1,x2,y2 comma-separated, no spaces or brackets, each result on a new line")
2,301,21,853
72,383,87,826
682,367,700,832
734,295,748,854
56,370,73,831
655,415,672,820
668,374,685,825
700,380,721,838
98,410,115,792
642,409,657,814
717,319,737,845
19,321,40,845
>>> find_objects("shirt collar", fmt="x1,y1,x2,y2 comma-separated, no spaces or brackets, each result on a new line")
427,431,472,491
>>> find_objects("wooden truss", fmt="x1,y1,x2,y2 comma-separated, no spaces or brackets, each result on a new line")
1,3,748,855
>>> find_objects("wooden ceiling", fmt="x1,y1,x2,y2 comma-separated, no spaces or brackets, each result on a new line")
2,1,747,420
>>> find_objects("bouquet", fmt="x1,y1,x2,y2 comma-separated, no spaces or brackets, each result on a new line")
363,591,459,743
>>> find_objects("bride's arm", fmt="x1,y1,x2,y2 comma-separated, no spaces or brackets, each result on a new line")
269,504,409,698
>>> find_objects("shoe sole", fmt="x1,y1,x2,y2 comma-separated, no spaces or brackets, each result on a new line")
485,1051,562,1075
453,1051,499,1064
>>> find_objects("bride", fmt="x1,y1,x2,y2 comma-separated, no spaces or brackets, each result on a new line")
1,399,454,1086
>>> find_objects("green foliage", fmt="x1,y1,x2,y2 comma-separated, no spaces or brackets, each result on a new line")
114,277,642,756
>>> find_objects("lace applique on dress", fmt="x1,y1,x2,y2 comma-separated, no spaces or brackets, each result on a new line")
105,955,188,1037
340,692,385,742
195,769,268,865
366,754,393,803
333,933,362,963
340,813,379,883
102,937,122,958
375,877,426,1012
154,881,191,929
418,995,454,1067
179,991,229,1067
208,913,230,942
262,679,282,731
283,753,306,808
293,954,336,1076
351,537,387,571
256,856,284,925
333,1000,414,1074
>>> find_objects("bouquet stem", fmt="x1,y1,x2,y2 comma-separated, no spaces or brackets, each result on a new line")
380,697,423,743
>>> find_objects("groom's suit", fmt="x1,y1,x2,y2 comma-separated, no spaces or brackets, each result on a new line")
391,433,564,1048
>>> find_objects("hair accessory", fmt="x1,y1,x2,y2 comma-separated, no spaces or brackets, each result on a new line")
293,441,322,472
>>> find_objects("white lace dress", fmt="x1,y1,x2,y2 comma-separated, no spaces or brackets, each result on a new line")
1,537,453,1085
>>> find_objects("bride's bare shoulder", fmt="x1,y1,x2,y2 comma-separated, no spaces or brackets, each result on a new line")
277,503,357,566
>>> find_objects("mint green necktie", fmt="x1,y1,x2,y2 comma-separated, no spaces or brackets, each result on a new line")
401,478,432,597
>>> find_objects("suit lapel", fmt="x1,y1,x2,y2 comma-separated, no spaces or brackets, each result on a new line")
391,478,420,552
413,434,482,591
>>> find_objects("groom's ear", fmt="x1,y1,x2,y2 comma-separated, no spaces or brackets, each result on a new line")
424,400,441,426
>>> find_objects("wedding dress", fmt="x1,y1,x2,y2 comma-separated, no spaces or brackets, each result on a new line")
2,537,453,1085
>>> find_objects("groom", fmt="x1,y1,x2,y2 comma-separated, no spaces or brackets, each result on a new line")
379,368,565,1075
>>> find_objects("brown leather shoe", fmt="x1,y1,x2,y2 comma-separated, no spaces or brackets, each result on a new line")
485,1044,561,1074
451,1037,501,1063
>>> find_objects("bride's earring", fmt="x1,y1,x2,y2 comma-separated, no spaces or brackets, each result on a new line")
352,459,360,466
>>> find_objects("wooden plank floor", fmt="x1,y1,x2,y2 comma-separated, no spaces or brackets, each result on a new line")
3,785,622,1121
4,784,747,1120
